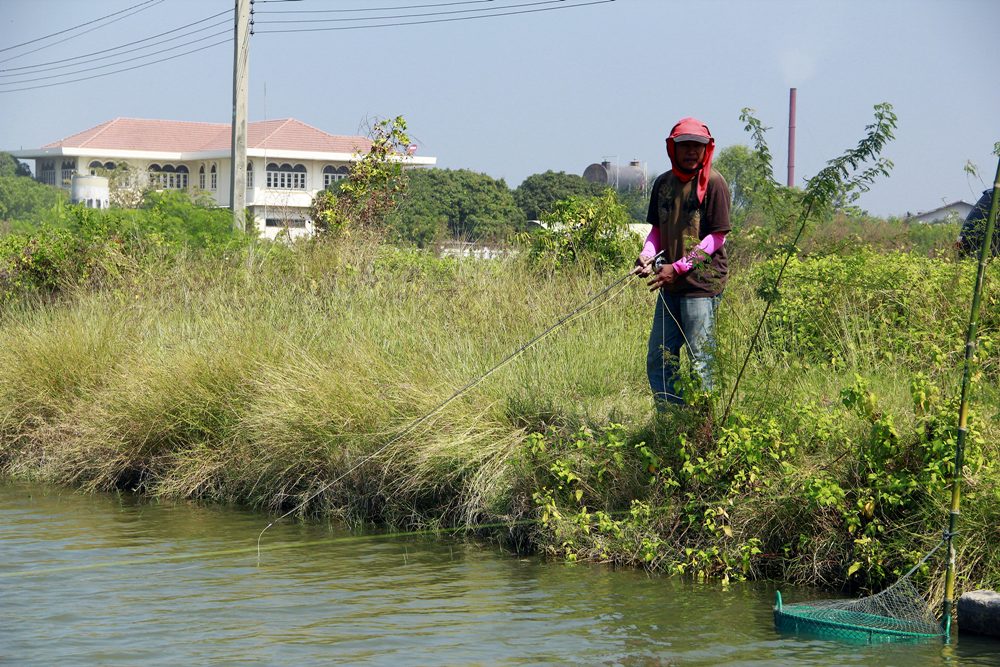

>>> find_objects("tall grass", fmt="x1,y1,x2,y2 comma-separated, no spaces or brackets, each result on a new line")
0,236,996,597
0,239,648,514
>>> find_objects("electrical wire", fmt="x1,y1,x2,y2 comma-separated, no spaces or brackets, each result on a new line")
253,0,615,34
0,1,611,92
255,0,501,14
0,0,160,55
255,0,567,24
0,38,232,94
0,30,231,84
0,9,233,74
0,0,166,65
0,19,232,77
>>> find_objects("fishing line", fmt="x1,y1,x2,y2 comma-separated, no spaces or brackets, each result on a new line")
256,260,657,559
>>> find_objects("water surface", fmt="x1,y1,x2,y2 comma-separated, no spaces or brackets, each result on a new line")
2,483,997,666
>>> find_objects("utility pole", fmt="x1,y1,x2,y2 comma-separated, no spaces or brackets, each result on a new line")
787,87,797,188
230,0,250,232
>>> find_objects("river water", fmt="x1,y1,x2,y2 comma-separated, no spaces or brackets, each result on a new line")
2,483,997,666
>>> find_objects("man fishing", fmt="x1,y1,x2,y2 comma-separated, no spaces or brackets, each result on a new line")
633,117,731,406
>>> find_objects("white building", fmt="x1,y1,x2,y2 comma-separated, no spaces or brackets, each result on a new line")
70,174,110,210
908,200,974,225
11,117,436,239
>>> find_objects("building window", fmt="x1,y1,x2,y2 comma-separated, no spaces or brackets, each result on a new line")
323,165,349,188
61,159,76,185
199,165,206,189
265,217,307,228
210,164,217,190
148,164,189,190
246,161,254,188
266,162,307,190
39,160,56,185
88,160,115,175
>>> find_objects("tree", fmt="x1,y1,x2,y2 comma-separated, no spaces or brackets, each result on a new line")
0,152,32,178
391,168,526,246
310,116,412,236
0,175,68,224
713,144,771,220
513,170,605,221
615,184,652,223
102,162,147,209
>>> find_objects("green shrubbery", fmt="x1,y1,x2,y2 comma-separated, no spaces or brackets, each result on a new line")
0,108,996,604
0,233,994,600
517,189,641,272
749,250,997,374
0,191,243,305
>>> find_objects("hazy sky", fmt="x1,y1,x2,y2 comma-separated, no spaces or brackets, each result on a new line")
1,0,997,217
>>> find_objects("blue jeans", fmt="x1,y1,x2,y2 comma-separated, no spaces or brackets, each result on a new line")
646,291,721,405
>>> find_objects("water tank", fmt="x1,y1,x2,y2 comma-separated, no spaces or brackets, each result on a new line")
70,174,110,209
582,159,646,191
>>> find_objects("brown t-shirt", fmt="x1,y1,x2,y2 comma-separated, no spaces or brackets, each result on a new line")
646,169,731,297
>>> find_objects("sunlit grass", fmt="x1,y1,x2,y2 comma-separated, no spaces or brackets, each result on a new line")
0,236,995,595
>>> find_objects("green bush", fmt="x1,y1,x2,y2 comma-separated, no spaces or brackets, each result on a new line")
0,192,244,304
0,174,68,224
749,250,997,375
518,189,641,272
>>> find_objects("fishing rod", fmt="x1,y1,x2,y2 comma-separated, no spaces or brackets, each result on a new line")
941,154,1000,634
256,251,668,557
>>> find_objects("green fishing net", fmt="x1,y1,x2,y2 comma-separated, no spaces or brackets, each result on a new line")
774,575,945,643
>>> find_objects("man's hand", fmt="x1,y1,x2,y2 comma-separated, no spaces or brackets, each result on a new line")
631,256,654,277
646,263,677,291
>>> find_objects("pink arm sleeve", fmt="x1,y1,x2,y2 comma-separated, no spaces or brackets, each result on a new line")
640,225,660,260
672,232,727,274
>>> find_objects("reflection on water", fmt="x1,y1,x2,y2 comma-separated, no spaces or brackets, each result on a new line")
1,483,997,666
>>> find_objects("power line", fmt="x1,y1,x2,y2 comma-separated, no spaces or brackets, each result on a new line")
0,0,166,65
255,0,568,25
0,19,232,77
0,9,233,73
253,0,615,33
0,0,160,54
255,0,498,13
0,38,232,94
0,0,612,94
0,30,231,85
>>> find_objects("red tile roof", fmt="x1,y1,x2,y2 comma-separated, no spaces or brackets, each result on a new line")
41,117,372,154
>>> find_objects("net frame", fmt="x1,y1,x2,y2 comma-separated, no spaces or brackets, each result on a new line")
773,540,947,643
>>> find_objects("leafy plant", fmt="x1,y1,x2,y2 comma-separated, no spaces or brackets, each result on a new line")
517,189,640,271
311,116,413,235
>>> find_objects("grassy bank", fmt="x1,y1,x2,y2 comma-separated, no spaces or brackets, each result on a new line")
0,232,997,605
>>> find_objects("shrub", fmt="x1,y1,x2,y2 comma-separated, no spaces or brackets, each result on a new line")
518,189,641,272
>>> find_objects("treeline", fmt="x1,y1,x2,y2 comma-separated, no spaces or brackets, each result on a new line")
381,167,648,247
